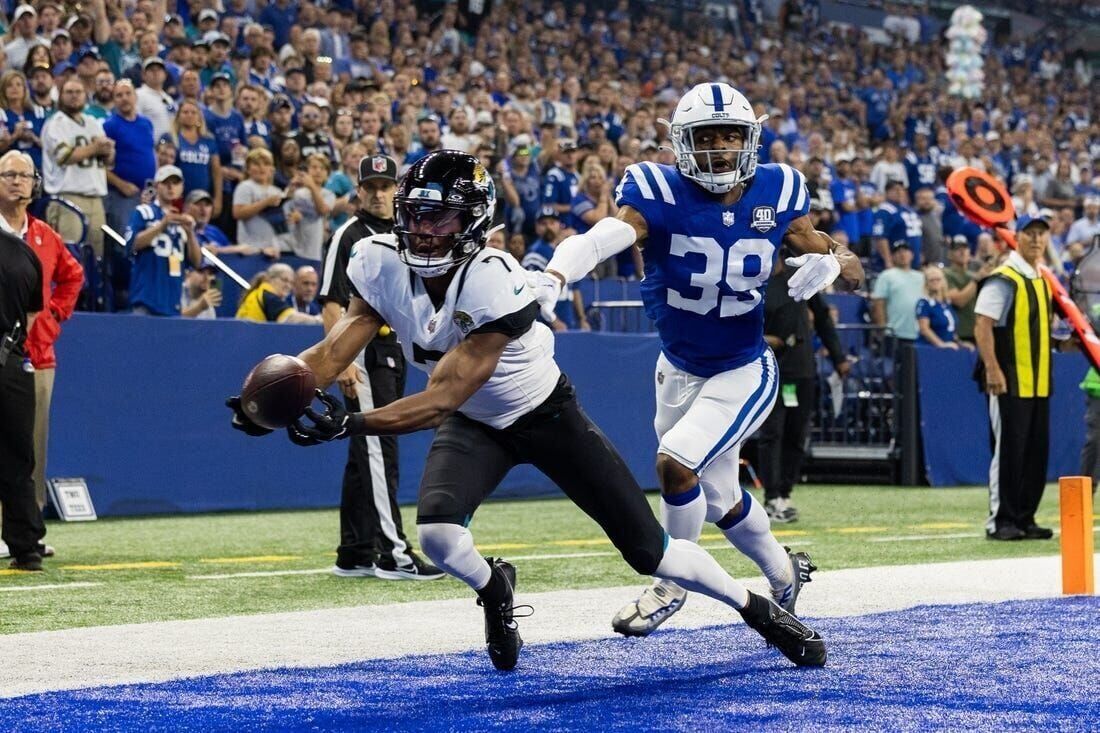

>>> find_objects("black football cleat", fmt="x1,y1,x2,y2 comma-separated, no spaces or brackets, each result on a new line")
772,548,817,616
739,591,827,667
1021,524,1053,540
476,558,528,671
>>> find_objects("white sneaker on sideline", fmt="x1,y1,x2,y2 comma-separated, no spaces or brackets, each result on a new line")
0,541,8,559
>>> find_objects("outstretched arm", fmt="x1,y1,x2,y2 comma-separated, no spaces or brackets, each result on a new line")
545,205,648,287
297,296,382,386
350,331,511,435
783,214,864,289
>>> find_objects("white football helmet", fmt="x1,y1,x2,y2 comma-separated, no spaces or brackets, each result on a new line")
663,82,766,194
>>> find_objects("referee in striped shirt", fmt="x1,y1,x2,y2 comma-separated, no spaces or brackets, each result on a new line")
317,154,442,580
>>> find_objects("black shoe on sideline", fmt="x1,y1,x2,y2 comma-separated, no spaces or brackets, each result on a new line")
739,591,827,667
10,553,43,572
375,550,445,581
476,558,528,671
986,526,1026,541
1021,524,1054,540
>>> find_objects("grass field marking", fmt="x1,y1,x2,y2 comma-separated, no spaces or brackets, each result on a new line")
868,532,977,542
188,568,332,580
198,555,301,565
59,562,180,571
508,551,619,561
551,538,613,547
475,543,534,551
912,522,973,530
832,527,890,534
0,582,102,592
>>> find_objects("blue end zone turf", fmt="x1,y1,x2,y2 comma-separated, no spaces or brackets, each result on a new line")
4,597,1097,731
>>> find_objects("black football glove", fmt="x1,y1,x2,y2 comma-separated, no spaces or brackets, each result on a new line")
288,390,361,446
226,396,274,437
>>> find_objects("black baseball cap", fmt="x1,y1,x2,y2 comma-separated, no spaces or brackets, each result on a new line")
890,239,911,251
357,154,397,183
210,71,232,85
536,206,558,221
270,94,293,110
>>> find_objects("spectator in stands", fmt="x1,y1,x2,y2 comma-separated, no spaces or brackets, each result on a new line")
5,6,44,71
184,189,253,256
522,207,587,332
236,263,320,324
126,165,202,316
1066,196,1100,255
285,153,335,261
233,148,288,253
26,62,54,112
135,57,177,141
408,114,443,165
500,143,542,241
870,142,908,193
290,265,320,316
913,188,944,266
0,70,45,170
172,100,222,214
42,79,112,257
916,267,971,350
0,150,81,531
542,139,579,218
944,236,992,344
180,264,221,319
296,101,337,164
872,180,923,270
1040,161,1078,211
103,80,155,236
871,240,924,342
202,73,245,221
86,68,115,120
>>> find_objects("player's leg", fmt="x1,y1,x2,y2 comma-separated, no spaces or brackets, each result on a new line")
527,395,826,666
415,412,524,670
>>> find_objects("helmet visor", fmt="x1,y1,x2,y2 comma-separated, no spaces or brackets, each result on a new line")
397,204,466,259
688,123,754,178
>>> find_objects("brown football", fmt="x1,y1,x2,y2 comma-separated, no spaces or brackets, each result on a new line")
240,354,317,430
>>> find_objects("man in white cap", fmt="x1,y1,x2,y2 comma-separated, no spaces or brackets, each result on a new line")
124,165,202,316
1067,196,1100,255
41,78,113,257
5,5,45,70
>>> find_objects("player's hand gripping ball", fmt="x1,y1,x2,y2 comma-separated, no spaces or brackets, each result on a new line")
235,354,318,431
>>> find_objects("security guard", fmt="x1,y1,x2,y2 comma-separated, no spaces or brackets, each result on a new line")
317,154,442,580
0,223,46,571
974,213,1058,541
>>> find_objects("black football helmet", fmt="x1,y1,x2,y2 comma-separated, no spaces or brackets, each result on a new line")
394,150,497,277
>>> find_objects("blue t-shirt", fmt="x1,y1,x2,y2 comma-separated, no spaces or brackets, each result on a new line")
1,105,49,170
903,151,937,197
203,107,246,192
857,181,878,241
325,171,353,228
503,160,542,233
196,222,229,249
103,112,157,190
616,161,810,377
915,297,957,345
176,133,219,196
871,202,923,269
830,177,860,245
126,201,190,316
568,191,597,234
522,239,577,328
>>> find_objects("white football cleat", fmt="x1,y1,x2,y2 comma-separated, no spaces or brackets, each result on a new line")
611,580,687,637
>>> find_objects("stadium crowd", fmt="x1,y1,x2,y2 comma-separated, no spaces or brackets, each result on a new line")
0,0,1094,331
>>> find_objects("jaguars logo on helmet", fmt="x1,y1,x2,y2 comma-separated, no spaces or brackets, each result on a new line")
395,150,497,277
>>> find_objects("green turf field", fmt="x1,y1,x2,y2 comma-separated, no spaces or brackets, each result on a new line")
0,484,1068,635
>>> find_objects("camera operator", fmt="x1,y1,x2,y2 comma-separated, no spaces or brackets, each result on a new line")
0,198,46,571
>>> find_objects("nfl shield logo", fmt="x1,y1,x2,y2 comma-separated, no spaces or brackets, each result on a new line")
372,157,387,173
722,211,735,227
751,206,776,233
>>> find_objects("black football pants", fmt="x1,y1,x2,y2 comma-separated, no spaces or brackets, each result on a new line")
415,375,666,576
987,394,1050,533
338,340,410,568
756,378,815,501
0,357,45,558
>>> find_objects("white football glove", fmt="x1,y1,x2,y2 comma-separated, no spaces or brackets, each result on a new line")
785,252,841,302
525,270,562,322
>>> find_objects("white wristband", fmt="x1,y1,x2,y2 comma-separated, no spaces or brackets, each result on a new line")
546,217,638,284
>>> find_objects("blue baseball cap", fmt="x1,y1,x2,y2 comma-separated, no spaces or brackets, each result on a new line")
1016,212,1052,231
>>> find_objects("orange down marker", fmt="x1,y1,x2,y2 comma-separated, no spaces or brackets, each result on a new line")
1060,476,1095,595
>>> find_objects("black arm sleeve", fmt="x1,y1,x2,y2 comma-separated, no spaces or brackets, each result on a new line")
317,230,352,307
470,301,538,338
808,293,845,367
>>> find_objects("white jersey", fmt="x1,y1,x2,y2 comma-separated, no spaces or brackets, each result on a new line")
347,235,560,429
41,112,108,196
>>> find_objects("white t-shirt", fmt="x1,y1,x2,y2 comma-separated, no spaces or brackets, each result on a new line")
348,236,559,429
41,112,108,196
233,179,286,248
135,86,178,141
287,186,336,261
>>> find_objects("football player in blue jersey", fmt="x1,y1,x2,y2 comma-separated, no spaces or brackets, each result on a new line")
529,82,864,636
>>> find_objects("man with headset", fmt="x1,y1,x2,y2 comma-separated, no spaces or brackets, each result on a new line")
317,154,442,580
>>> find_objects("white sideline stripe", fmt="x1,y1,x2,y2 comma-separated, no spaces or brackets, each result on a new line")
190,569,332,580
0,582,101,592
1,554,1092,699
869,532,976,542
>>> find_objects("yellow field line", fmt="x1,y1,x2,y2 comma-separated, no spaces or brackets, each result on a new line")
832,527,889,534
59,562,180,571
552,538,612,547
476,543,533,551
199,555,300,564
911,522,973,530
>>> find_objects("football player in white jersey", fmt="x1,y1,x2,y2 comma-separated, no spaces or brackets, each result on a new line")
528,83,865,636
228,151,827,671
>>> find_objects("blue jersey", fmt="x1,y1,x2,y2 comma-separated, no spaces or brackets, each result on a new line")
915,297,956,345
1,106,49,170
125,201,190,316
175,134,218,195
857,181,878,240
542,165,579,209
830,177,860,244
903,151,937,197
522,239,577,328
203,107,246,182
617,162,810,377
871,202,923,268
568,191,597,234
